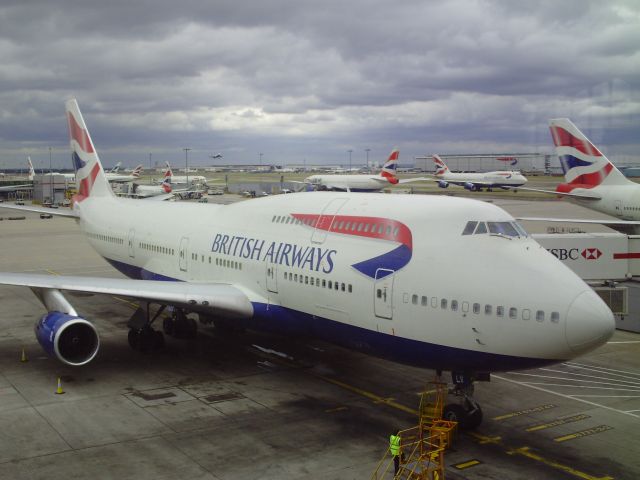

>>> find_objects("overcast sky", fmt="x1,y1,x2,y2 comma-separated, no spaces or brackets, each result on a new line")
0,0,639,170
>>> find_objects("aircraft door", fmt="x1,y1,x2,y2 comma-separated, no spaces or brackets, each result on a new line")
374,268,394,319
179,237,189,272
266,261,278,293
615,200,622,217
127,228,135,258
311,198,348,244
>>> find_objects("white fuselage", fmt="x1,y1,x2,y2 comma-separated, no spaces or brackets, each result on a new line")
437,171,527,188
305,174,389,192
572,184,640,221
106,173,140,183
75,191,612,372
166,175,207,185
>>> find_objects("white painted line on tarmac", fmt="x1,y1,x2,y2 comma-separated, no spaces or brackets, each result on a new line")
508,371,640,388
539,367,640,386
493,374,640,419
564,362,640,380
518,382,640,392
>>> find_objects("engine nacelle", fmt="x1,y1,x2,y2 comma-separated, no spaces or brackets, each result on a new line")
464,182,477,191
35,312,100,366
437,180,449,188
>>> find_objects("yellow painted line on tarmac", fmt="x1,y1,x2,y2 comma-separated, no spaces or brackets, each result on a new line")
314,375,418,416
45,269,60,275
454,459,481,469
526,414,590,432
492,403,556,421
508,447,614,480
467,432,502,445
554,425,613,443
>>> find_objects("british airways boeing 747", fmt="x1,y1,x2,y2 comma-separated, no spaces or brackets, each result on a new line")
0,100,614,429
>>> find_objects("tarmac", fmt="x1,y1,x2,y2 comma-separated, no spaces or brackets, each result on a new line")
0,196,639,480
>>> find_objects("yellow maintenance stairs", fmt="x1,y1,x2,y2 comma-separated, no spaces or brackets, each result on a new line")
370,380,457,480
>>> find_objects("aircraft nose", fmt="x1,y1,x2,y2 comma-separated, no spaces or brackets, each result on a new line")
565,290,615,354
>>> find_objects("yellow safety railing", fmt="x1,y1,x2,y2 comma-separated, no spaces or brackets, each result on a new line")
370,426,446,480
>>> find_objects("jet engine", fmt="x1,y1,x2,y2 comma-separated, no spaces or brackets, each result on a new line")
437,180,449,188
35,312,100,366
464,182,477,191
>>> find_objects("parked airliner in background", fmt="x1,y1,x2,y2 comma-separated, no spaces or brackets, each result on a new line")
302,148,427,192
160,161,207,186
518,119,640,233
0,100,614,429
129,169,172,198
0,157,34,193
429,155,528,191
106,164,143,183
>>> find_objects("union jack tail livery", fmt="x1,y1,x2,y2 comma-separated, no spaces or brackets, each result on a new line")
132,164,143,178
432,154,450,176
164,161,174,179
379,147,399,184
550,118,630,193
65,99,113,202
161,174,172,193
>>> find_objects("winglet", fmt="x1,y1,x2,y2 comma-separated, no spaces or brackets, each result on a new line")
65,99,114,202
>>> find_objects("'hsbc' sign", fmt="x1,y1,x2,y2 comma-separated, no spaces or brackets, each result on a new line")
547,247,602,261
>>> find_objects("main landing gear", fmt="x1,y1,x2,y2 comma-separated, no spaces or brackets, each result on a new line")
441,371,486,430
127,304,197,353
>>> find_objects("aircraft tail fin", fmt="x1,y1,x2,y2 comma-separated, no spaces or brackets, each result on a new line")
161,169,172,193
549,118,630,192
65,99,114,202
379,147,399,184
432,154,449,176
110,161,122,174
131,164,143,178
164,161,173,178
27,156,35,180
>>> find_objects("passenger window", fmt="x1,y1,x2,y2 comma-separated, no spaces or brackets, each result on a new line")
341,283,345,291
441,299,447,309
348,284,352,293
536,310,545,322
305,276,308,284
485,304,492,315
431,297,438,308
522,309,531,320
377,289,382,298
421,296,428,306
412,294,418,305
462,301,469,313
328,281,332,289
451,300,458,311
497,306,504,317
364,224,370,233
462,221,477,235
551,312,560,323
334,282,339,290
509,307,517,319
322,279,326,287
378,224,384,234
473,303,480,314
310,277,314,286
294,274,298,281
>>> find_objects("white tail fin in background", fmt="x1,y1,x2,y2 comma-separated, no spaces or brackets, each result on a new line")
549,118,631,192
27,156,35,180
432,155,449,176
65,99,114,202
109,161,122,173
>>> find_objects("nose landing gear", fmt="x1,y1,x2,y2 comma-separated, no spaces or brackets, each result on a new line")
442,371,486,430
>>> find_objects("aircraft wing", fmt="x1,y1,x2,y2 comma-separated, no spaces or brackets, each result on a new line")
0,273,254,319
397,177,430,184
516,186,602,200
0,203,78,218
0,184,32,192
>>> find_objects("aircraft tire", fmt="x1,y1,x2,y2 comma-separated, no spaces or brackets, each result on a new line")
466,405,483,430
443,403,468,429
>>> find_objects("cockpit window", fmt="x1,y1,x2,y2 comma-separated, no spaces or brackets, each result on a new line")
462,221,528,238
462,221,477,235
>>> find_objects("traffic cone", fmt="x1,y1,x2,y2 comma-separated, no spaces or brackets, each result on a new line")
55,377,65,395
20,347,28,363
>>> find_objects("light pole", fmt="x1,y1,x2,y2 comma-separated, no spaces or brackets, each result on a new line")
348,149,352,173
49,146,53,202
183,148,191,185
259,152,263,168
149,153,152,185
365,148,370,169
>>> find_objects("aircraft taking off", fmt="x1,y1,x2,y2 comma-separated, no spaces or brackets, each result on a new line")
518,119,640,233
0,100,614,429
302,148,427,192
430,155,528,191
